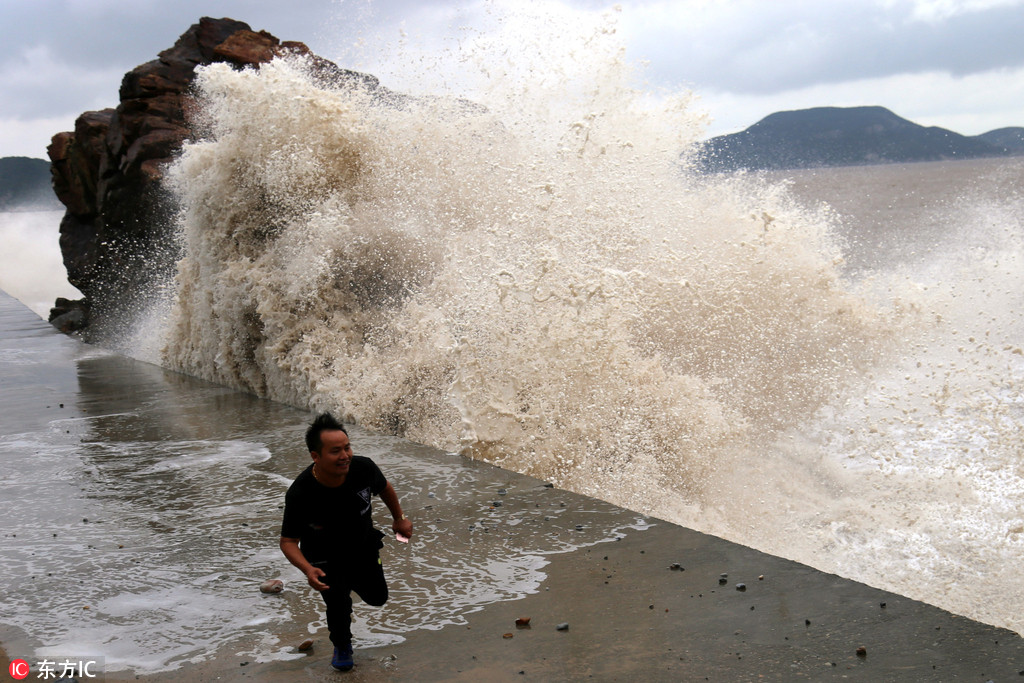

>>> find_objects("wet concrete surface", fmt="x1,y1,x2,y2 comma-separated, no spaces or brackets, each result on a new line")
1,291,1022,682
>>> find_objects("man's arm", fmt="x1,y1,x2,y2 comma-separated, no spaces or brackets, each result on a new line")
279,536,329,590
379,482,413,539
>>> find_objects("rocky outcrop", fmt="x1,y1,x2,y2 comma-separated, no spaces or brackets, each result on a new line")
46,17,377,340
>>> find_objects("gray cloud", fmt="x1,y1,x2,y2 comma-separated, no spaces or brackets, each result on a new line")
0,0,344,120
1,0,1022,156
623,0,1024,94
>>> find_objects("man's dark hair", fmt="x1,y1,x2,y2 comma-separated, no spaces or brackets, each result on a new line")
305,412,348,453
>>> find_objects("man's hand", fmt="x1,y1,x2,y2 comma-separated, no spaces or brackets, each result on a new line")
381,481,414,540
305,565,329,591
392,516,413,540
280,536,331,590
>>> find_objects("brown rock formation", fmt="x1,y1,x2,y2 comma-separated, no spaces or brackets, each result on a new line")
46,17,378,341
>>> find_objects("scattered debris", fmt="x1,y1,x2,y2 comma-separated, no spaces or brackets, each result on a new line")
259,579,284,594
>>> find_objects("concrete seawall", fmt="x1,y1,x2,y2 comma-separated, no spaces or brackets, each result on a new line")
1,291,1022,682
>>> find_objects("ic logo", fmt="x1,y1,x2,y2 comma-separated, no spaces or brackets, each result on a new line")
8,659,30,680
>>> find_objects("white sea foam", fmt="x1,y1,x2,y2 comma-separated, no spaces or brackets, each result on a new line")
153,7,1024,637
0,210,81,318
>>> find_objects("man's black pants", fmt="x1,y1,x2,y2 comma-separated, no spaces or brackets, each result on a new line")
317,552,389,647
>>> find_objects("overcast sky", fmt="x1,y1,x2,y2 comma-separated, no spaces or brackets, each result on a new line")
2,0,1023,159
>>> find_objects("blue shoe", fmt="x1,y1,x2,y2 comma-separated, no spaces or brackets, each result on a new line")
331,643,354,671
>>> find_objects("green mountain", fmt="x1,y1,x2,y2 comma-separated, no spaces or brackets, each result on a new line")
694,106,1021,172
0,156,61,210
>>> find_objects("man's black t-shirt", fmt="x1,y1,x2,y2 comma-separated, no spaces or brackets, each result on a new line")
281,456,388,564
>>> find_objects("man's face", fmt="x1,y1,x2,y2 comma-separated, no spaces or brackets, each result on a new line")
312,429,353,476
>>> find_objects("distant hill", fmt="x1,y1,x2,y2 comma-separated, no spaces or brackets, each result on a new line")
976,127,1024,154
694,106,1023,172
0,156,61,210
